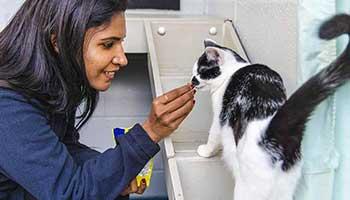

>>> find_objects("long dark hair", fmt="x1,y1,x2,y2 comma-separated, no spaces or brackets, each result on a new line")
0,0,127,129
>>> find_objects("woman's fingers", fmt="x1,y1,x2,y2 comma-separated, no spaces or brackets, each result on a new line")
166,99,194,127
130,179,138,193
165,89,195,114
156,90,194,129
121,178,147,196
151,85,194,121
135,179,147,194
142,83,196,143
158,83,193,105
169,113,190,132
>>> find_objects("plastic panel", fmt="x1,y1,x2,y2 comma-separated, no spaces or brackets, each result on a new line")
145,17,247,199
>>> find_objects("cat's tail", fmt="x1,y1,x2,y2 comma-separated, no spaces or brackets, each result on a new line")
319,14,350,40
263,14,350,171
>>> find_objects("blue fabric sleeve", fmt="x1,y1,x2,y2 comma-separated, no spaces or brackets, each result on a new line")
0,90,160,200
66,142,101,165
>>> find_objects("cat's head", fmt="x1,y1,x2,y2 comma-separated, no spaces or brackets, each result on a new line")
191,39,248,91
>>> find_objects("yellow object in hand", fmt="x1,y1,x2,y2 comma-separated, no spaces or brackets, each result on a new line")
113,127,154,187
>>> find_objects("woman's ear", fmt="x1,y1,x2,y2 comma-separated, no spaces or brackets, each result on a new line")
50,34,59,53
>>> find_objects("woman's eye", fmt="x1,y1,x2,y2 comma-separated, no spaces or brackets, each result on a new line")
103,41,114,49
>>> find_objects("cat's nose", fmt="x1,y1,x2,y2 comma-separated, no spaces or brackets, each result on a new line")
191,76,200,86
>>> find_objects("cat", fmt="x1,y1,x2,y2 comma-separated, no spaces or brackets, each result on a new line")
191,14,350,200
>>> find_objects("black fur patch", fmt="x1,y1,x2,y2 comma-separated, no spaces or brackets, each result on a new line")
197,52,222,80
220,64,286,145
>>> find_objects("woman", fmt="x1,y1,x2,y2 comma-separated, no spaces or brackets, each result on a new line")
0,0,195,199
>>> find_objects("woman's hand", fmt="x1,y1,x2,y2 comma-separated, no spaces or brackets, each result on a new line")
142,83,196,143
121,178,147,196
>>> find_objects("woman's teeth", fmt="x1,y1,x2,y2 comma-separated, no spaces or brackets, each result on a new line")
105,71,115,79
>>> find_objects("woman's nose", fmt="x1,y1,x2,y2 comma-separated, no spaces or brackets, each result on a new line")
113,46,128,67
113,56,128,67
118,53,128,66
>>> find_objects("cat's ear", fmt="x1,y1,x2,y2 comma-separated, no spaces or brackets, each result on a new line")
204,39,218,48
205,47,224,65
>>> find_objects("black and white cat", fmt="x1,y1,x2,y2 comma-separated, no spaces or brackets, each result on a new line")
191,14,350,200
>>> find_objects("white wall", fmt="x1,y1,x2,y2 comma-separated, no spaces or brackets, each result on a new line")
233,0,298,95
204,0,298,95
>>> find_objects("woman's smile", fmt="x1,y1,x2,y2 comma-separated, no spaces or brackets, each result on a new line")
104,68,120,80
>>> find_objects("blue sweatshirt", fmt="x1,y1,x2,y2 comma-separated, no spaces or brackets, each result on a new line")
0,88,160,200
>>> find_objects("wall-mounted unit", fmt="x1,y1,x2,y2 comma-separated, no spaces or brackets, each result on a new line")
144,16,248,200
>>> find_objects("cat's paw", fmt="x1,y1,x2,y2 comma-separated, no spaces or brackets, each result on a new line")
197,144,220,158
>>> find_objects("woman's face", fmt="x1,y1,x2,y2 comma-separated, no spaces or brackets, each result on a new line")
83,12,128,91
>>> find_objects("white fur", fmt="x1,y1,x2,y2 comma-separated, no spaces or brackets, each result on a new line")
194,43,302,200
